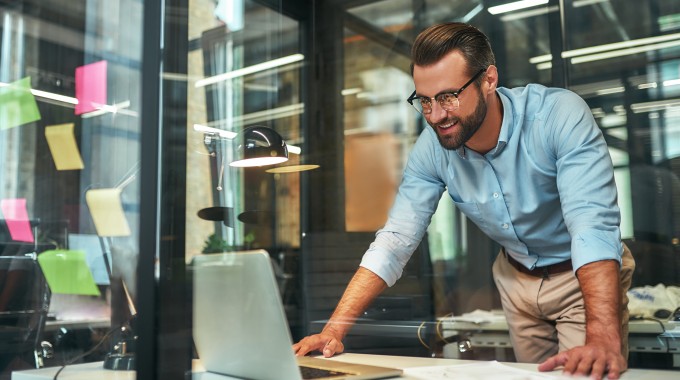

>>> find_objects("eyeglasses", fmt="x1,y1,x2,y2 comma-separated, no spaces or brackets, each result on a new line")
407,68,486,114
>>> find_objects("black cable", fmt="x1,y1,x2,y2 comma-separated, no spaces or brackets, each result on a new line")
637,317,667,334
52,324,122,380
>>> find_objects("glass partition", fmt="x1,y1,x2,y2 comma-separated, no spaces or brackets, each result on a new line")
4,0,680,379
0,0,143,378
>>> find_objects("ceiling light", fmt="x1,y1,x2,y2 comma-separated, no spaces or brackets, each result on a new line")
638,82,658,89
500,5,557,21
488,0,548,15
563,33,680,58
195,54,304,88
596,87,625,96
630,98,680,113
530,32,680,66
570,39,680,64
0,82,78,106
193,124,237,139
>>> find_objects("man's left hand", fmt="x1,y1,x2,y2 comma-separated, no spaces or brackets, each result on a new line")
538,344,627,380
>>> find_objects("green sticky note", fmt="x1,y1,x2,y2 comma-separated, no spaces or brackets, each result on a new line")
37,250,101,296
0,77,42,130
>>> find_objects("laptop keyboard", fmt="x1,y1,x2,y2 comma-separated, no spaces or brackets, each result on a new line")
299,365,353,379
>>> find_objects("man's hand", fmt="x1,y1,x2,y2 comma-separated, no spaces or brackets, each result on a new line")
539,259,627,379
293,331,345,357
538,343,627,379
293,267,387,357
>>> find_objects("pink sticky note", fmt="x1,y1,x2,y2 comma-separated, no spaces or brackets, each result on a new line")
0,198,35,243
75,60,107,115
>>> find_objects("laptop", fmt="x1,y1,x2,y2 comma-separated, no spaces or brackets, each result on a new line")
191,250,402,380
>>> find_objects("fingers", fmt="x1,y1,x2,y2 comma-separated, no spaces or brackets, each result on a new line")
292,335,322,357
606,358,624,380
322,338,344,357
292,334,344,357
538,347,626,380
537,353,566,372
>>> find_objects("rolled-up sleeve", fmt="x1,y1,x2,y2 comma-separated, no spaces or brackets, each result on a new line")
360,130,445,286
550,91,623,270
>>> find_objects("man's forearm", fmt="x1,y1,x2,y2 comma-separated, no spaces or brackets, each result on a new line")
576,259,622,352
322,267,388,339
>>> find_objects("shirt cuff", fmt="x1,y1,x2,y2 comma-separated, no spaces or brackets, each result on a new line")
571,228,623,271
359,245,403,287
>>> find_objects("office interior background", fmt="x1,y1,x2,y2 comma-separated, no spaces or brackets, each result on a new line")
1,0,680,378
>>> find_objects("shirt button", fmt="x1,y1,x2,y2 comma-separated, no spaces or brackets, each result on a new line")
493,192,499,198
502,223,509,229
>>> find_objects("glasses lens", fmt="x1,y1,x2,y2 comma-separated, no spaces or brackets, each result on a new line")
438,93,459,111
414,97,432,114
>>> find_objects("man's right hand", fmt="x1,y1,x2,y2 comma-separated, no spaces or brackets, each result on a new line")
293,331,345,357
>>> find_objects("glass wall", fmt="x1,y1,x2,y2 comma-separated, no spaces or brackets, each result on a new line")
2,0,680,379
0,0,143,378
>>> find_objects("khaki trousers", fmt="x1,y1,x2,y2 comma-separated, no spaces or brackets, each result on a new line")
491,245,635,363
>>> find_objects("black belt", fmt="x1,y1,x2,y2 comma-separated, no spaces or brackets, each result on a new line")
505,250,572,278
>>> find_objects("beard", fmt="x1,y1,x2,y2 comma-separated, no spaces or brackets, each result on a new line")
429,91,487,150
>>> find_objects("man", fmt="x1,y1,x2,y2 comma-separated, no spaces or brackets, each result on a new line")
293,22,635,380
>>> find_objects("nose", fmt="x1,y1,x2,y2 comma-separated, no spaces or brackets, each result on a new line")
426,101,448,124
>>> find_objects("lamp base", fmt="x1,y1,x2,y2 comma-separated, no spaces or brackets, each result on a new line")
103,352,135,371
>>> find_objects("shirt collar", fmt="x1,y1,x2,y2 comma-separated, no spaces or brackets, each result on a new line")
455,90,513,159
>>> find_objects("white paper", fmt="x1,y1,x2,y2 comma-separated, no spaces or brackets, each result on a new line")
404,361,583,380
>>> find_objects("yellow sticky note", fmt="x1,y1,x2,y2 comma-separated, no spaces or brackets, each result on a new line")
85,188,131,237
45,123,84,170
38,250,101,296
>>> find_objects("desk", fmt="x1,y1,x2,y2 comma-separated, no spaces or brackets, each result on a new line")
11,361,134,380
439,317,680,366
13,353,679,380
311,318,680,367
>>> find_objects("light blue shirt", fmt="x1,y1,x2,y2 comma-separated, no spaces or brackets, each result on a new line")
360,84,623,287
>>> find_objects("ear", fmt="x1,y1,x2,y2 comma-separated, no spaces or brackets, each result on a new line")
482,65,499,95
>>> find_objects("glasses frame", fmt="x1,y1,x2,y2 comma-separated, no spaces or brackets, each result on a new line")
407,68,487,114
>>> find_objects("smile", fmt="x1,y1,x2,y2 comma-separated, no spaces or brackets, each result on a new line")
437,120,458,130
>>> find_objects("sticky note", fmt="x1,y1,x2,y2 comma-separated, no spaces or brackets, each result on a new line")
85,188,131,237
45,123,84,170
38,250,101,296
68,233,111,285
75,61,107,115
0,77,41,129
0,198,35,242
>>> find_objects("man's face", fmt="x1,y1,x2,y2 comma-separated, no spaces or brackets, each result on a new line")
412,51,488,150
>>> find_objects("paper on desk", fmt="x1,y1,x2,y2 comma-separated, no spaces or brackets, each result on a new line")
404,361,581,380
38,249,101,296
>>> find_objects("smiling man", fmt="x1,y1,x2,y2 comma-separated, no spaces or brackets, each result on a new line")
293,22,635,380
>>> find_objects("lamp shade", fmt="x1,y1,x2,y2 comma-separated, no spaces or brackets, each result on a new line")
230,126,289,167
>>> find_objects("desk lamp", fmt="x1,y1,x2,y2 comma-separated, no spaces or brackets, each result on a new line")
197,125,289,227
230,125,289,167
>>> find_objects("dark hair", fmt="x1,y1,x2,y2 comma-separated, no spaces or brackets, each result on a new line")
410,22,495,80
